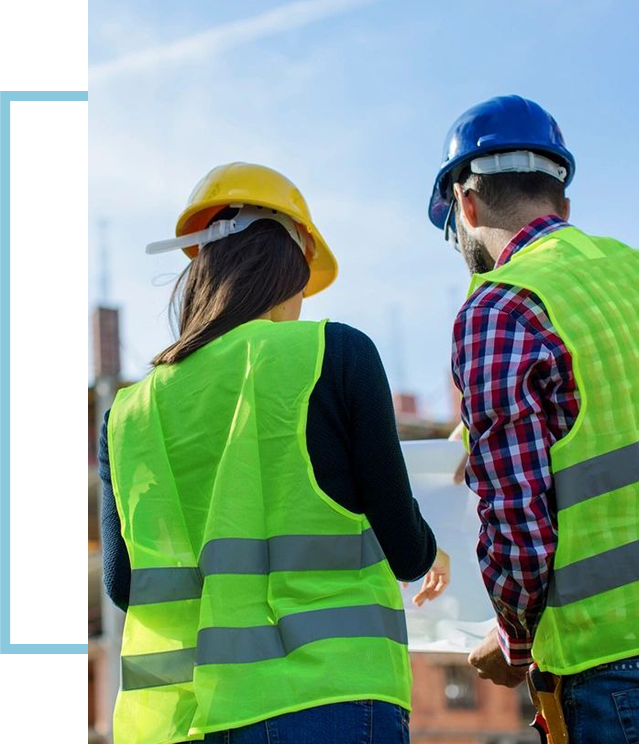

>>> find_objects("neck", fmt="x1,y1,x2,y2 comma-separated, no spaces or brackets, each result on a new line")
483,227,521,262
482,206,559,262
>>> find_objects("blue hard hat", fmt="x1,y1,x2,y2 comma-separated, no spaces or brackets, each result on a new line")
428,95,575,229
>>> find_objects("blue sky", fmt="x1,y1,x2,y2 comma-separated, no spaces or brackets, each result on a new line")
89,0,639,418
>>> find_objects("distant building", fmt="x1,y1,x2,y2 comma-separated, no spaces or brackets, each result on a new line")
89,381,132,744
410,653,537,743
393,391,455,440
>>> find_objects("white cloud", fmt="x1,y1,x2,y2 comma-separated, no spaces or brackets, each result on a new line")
90,0,379,85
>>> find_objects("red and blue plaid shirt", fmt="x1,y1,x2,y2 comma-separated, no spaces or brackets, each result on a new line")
451,214,580,666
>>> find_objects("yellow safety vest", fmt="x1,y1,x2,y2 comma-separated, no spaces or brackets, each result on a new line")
465,226,639,675
108,318,411,744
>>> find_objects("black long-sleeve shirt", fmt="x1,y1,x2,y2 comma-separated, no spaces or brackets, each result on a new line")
100,322,436,611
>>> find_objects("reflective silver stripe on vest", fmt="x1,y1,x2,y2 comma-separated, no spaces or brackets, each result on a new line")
120,604,406,689
196,604,408,665
199,528,385,576
554,441,639,511
121,647,196,690
128,531,385,605
547,539,639,607
129,567,202,605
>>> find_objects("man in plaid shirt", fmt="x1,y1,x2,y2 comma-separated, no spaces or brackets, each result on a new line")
428,96,639,743
452,212,577,677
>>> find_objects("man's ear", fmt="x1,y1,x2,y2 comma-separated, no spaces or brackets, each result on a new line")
453,182,479,229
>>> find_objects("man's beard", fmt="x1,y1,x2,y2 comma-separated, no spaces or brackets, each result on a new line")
456,216,495,275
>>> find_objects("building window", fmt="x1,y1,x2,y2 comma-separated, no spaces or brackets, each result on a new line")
443,665,478,709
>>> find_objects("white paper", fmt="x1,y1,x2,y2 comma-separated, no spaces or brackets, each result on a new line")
400,439,496,653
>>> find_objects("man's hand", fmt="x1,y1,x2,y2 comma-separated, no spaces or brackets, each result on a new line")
468,627,528,688
448,421,468,484
402,548,451,605
453,454,468,485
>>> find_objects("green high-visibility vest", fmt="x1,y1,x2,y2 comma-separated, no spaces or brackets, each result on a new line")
108,318,411,744
465,226,639,676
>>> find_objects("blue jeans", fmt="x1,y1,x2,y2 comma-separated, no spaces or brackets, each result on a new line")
179,700,410,744
562,654,639,744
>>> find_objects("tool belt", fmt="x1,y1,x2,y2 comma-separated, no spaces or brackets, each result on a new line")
526,664,569,744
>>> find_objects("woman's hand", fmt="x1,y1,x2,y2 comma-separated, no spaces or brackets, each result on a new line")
402,548,451,606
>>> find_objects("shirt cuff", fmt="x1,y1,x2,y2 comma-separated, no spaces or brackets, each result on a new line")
496,620,534,667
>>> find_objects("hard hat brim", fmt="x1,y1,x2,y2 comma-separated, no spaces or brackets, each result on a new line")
176,197,338,298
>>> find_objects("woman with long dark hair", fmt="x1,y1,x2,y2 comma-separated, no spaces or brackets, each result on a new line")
99,163,448,744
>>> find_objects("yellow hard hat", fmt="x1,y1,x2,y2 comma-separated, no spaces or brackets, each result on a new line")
175,162,338,297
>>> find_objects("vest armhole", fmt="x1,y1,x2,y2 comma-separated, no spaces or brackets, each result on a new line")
466,271,587,461
297,319,366,523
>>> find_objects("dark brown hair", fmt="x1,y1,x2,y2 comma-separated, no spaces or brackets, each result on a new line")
457,160,566,220
151,210,310,366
